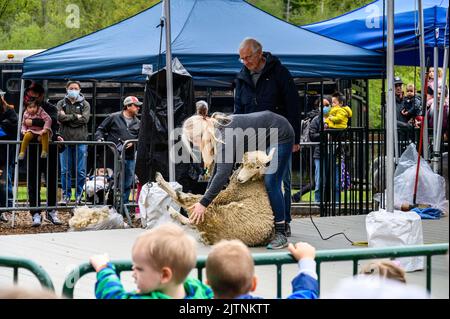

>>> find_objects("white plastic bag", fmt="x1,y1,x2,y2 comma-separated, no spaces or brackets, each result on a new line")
366,209,424,272
393,144,448,215
138,181,182,229
69,206,125,231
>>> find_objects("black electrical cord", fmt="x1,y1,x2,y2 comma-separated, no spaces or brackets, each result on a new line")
308,208,356,245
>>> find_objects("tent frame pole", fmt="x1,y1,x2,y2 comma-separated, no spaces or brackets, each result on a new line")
432,46,439,144
163,0,175,182
433,46,449,173
386,0,395,213
12,79,25,227
432,6,449,173
418,0,429,160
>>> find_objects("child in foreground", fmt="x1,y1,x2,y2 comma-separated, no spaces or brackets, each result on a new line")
90,223,213,299
205,239,319,299
360,260,406,283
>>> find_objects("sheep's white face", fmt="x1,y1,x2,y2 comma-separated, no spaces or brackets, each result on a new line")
237,149,275,183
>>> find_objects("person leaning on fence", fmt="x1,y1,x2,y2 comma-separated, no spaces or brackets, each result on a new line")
23,82,62,227
90,223,213,299
292,96,331,203
56,80,91,205
18,101,52,160
394,76,412,127
234,37,302,240
205,239,318,299
95,96,141,207
0,95,18,223
306,97,331,203
183,111,294,250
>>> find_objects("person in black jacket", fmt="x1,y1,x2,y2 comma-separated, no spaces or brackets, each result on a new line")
0,95,18,222
23,82,62,227
234,37,301,240
292,96,331,203
95,96,141,206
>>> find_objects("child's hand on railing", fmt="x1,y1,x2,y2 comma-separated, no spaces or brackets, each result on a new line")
288,242,316,261
89,253,110,272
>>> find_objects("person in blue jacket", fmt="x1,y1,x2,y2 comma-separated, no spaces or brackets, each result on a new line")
234,37,302,244
205,240,318,299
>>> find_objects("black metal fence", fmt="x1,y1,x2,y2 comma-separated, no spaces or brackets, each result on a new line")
292,127,448,217
1,127,448,226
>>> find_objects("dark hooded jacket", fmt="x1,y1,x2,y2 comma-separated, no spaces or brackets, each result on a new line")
0,106,18,167
56,93,91,141
234,52,301,143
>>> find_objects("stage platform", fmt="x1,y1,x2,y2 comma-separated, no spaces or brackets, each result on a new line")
0,215,448,299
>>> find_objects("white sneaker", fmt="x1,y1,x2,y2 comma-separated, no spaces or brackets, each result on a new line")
32,213,41,227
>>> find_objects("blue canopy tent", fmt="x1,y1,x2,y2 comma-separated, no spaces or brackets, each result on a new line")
303,0,449,66
22,0,383,86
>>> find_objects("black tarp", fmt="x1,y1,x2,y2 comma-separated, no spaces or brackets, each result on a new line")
135,59,203,192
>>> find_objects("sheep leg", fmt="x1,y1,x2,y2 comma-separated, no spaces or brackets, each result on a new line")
167,206,192,226
155,172,180,199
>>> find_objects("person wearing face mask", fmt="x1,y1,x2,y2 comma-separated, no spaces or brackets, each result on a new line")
308,97,331,203
56,81,91,205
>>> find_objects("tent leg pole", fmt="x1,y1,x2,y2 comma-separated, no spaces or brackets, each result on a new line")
432,46,439,144
163,0,175,182
12,79,25,228
418,0,429,160
386,0,395,213
433,46,449,173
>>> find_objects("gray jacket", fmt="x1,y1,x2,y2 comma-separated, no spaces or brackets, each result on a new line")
200,111,294,207
308,115,322,159
56,94,91,141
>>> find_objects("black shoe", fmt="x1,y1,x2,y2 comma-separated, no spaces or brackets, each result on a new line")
47,210,62,225
0,212,8,223
267,232,288,250
285,222,291,237
58,197,70,206
291,193,301,203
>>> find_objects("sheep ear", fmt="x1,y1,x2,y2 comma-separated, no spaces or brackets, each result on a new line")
265,148,276,163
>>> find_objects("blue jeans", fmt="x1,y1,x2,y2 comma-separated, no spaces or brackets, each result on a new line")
314,158,321,202
0,163,13,208
264,143,293,223
122,159,136,205
60,144,87,199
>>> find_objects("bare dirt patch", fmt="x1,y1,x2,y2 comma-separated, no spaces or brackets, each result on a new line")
0,210,141,236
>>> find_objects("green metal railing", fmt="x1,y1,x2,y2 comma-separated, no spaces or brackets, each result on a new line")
0,256,55,291
61,243,448,299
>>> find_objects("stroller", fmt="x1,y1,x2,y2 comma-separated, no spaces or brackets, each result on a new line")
82,168,114,205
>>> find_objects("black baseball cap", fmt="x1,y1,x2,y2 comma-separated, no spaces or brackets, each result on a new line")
394,76,403,85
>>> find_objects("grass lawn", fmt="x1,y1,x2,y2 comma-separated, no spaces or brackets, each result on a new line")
16,187,77,202
291,189,371,202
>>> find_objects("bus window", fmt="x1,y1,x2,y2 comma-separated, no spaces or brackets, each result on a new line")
6,78,21,93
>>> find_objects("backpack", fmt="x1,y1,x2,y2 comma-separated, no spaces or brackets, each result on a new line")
300,117,312,143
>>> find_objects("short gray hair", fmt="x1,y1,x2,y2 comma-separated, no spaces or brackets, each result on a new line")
239,38,262,53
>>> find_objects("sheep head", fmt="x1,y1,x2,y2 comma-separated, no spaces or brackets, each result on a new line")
237,148,275,183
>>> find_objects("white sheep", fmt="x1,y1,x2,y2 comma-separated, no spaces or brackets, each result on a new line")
155,149,275,246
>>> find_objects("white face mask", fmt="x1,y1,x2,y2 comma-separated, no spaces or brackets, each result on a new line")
67,89,80,99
